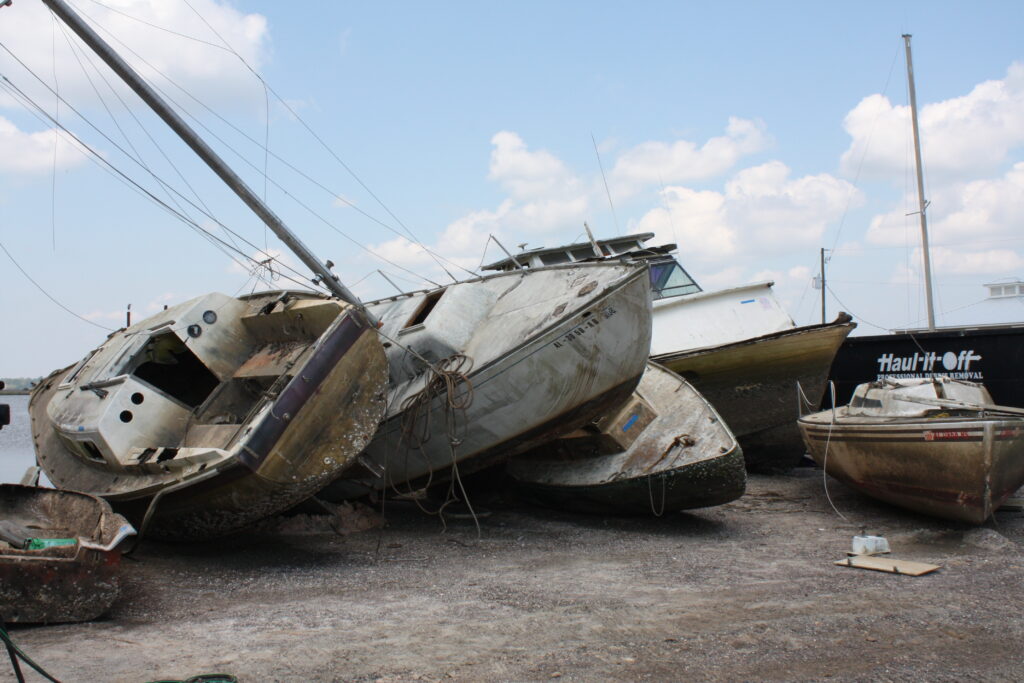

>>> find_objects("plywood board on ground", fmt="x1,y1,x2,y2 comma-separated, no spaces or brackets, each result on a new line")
835,555,940,576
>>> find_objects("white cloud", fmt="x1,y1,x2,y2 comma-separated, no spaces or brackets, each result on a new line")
930,162,1024,242
635,161,859,267
611,117,771,191
697,265,746,291
927,246,1024,275
0,0,269,109
841,62,1024,180
0,0,270,176
488,131,582,201
866,163,1024,251
0,116,88,173
635,186,734,260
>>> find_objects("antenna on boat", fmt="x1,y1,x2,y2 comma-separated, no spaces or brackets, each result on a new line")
591,133,621,236
40,0,366,312
903,34,936,331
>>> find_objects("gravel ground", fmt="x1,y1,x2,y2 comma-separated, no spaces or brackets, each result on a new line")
4,469,1023,682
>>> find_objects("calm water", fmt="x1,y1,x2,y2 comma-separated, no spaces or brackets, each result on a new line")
0,395,44,484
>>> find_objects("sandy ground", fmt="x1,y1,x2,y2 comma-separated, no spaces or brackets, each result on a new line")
4,469,1024,682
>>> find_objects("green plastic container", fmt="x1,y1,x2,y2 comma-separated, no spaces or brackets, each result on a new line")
25,538,77,550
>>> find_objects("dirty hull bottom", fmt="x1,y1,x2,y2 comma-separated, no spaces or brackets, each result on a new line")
514,448,747,515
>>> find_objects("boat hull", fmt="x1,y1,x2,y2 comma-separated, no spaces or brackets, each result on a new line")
508,362,745,514
0,485,135,624
321,265,653,500
653,317,854,471
799,415,1024,523
30,294,388,539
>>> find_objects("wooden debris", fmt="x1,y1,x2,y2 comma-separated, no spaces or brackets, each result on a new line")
835,555,940,576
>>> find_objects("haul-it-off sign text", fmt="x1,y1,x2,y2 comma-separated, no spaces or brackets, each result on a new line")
876,350,983,380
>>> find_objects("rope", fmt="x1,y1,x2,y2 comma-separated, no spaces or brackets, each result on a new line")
0,619,61,683
385,353,484,537
647,474,667,517
820,381,851,524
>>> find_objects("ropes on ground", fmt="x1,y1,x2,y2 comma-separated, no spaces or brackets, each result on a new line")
1,619,61,683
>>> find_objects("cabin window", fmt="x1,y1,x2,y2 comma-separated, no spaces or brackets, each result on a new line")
131,331,220,408
540,252,572,266
649,261,701,300
570,247,599,261
405,289,445,328
61,348,99,387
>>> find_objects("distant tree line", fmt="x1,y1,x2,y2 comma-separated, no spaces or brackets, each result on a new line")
0,377,41,392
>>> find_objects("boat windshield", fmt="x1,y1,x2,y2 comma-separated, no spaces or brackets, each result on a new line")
648,260,701,300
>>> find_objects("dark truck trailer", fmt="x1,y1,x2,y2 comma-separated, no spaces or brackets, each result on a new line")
0,381,8,430
826,325,1024,409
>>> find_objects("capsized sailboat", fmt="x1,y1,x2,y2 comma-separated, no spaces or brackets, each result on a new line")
798,377,1024,524
319,260,653,501
26,0,389,538
506,361,745,515
30,292,388,538
483,233,855,470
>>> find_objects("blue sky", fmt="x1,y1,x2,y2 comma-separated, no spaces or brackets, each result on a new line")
2,1,1023,377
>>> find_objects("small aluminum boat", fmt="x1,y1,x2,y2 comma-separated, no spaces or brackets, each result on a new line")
798,377,1024,523
506,361,745,514
0,484,135,623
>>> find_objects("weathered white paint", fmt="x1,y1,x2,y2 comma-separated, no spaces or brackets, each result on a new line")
323,262,653,499
649,281,794,357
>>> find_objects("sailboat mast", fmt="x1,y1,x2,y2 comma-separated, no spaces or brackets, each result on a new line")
41,0,365,309
903,34,936,331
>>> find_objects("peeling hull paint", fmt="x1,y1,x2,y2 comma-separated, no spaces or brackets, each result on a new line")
320,263,653,502
30,292,389,540
654,318,854,471
800,417,1024,524
508,362,746,515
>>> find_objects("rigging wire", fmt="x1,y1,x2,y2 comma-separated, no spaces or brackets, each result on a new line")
26,8,446,290
53,20,254,276
0,69,320,295
0,47,319,291
592,132,621,236
0,238,115,331
49,13,59,252
79,0,474,282
183,0,465,283
828,44,902,256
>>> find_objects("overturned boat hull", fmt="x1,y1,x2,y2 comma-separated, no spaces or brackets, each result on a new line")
0,485,135,624
507,362,745,515
653,316,854,471
799,379,1024,523
321,263,653,501
30,291,388,539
